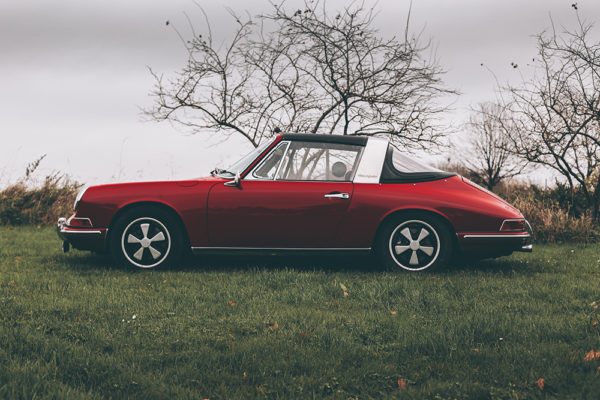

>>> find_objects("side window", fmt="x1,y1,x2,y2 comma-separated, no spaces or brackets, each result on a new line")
277,141,362,181
251,142,288,180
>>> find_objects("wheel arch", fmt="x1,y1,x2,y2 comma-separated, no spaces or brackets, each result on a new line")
372,208,459,252
107,201,190,250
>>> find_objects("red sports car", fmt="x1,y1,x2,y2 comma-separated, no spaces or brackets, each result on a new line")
57,134,532,271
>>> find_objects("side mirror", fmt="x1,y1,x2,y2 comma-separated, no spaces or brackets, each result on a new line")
224,171,241,187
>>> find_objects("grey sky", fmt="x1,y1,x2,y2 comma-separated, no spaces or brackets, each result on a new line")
1,0,599,186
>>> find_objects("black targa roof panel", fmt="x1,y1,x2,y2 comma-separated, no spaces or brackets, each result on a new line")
281,134,368,146
380,144,456,183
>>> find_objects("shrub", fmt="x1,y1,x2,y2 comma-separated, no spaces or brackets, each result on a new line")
483,181,597,243
508,189,597,243
0,157,82,226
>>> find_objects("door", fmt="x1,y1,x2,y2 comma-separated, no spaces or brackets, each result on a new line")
206,140,363,248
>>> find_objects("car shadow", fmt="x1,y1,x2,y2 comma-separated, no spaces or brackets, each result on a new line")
176,253,385,273
57,250,528,275
447,256,530,275
57,250,386,274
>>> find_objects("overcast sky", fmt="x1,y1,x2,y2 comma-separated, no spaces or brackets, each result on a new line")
1,0,599,186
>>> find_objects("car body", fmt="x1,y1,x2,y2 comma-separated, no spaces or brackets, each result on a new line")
57,134,532,271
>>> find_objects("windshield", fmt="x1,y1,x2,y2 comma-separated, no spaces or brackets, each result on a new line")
390,147,441,173
214,138,276,177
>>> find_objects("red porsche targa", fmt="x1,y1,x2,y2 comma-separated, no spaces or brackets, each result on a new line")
57,134,531,271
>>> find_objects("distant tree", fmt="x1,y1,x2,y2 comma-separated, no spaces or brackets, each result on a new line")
465,102,525,191
147,1,455,148
503,14,600,220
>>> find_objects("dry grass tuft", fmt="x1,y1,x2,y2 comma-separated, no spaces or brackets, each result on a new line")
0,156,81,225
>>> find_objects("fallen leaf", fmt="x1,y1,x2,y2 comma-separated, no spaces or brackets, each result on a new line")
228,301,236,306
593,321,598,327
340,283,348,292
472,348,479,352
397,378,407,390
536,378,544,390
343,291,349,297
584,349,600,361
243,371,247,377
391,311,397,315
269,322,279,331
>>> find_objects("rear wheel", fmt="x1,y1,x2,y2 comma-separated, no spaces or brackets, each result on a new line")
110,206,183,269
376,214,453,272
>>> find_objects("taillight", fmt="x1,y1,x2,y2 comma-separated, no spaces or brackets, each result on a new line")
500,219,525,232
67,216,93,227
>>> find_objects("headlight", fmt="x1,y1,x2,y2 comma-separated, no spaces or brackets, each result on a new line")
73,186,89,211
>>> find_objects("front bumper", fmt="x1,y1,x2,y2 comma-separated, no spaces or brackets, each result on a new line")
57,217,107,252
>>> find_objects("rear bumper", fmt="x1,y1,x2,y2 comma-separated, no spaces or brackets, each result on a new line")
57,217,107,252
457,230,532,256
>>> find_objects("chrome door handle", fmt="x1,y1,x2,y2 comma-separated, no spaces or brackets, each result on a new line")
324,193,350,199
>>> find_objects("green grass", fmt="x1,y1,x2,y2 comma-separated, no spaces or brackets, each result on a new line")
1,227,600,399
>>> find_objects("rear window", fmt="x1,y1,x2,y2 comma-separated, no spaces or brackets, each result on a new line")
390,147,440,173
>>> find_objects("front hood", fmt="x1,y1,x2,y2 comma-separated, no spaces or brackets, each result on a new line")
74,177,224,229
79,178,222,211
176,175,223,187
86,176,222,192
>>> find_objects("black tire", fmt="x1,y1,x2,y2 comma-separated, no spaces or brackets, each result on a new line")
109,206,183,269
376,213,453,272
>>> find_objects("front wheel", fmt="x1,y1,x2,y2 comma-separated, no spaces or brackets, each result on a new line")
376,214,453,272
110,207,183,269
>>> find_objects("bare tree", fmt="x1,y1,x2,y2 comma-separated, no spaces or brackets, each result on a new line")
503,14,600,220
147,1,455,149
465,102,525,191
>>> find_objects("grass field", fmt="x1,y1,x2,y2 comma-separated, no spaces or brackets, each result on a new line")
1,227,600,399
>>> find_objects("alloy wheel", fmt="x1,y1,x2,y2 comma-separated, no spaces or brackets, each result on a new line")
388,219,441,271
121,217,171,268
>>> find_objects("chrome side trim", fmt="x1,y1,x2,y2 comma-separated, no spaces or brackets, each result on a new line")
60,229,103,235
462,234,530,239
353,137,388,183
